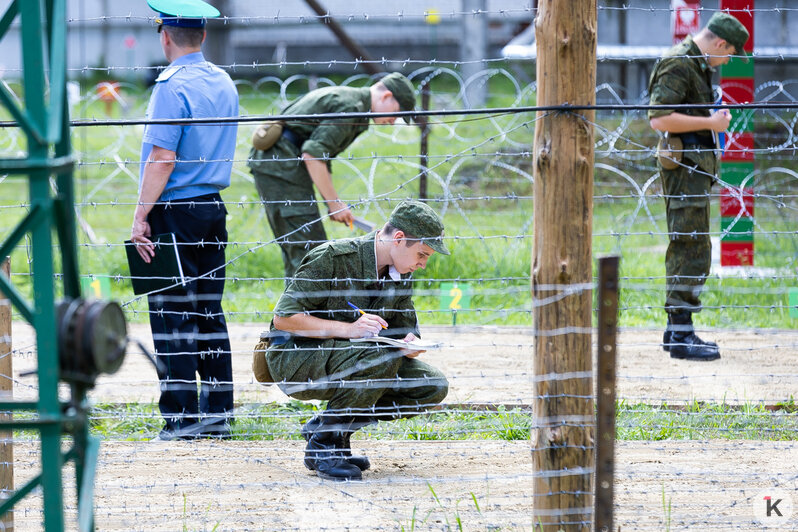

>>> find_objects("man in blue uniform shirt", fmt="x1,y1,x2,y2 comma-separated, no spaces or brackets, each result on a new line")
130,0,238,440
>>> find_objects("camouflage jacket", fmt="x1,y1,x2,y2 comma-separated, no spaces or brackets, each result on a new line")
247,86,371,185
269,232,420,377
648,36,717,173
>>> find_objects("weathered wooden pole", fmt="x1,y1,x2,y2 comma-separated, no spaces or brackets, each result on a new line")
419,81,430,200
531,1,596,530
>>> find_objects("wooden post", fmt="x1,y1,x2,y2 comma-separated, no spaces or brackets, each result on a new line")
0,257,13,531
531,1,596,530
594,256,619,532
419,81,430,200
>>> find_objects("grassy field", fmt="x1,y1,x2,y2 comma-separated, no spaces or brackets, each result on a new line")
34,399,785,443
1,75,796,331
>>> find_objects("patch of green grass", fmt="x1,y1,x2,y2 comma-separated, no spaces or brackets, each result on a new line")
181,493,220,532
83,399,798,442
89,402,162,440
85,402,535,441
617,400,798,441
775,395,798,413
662,484,672,532
367,407,532,442
399,483,484,532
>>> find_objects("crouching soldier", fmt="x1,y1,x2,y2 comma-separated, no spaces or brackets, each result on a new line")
254,200,450,480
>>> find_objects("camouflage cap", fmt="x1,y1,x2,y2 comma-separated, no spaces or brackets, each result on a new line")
379,73,416,115
707,11,750,63
388,200,450,255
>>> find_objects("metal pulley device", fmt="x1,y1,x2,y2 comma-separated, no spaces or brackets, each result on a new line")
57,299,128,386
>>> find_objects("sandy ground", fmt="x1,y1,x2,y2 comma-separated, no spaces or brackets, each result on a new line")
4,322,798,530
9,440,798,530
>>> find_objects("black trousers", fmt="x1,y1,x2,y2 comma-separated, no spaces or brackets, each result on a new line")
146,193,234,435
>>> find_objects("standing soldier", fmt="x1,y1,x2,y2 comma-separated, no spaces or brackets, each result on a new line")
246,73,416,281
130,0,239,439
648,12,749,361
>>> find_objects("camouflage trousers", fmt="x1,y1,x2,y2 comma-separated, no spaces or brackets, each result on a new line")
661,161,713,313
664,202,711,313
252,171,327,280
268,341,449,418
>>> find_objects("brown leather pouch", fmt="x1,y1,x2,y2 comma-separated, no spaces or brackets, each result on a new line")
252,334,274,383
657,134,683,170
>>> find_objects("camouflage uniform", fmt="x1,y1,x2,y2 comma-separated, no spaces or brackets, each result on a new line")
265,232,448,417
247,87,372,278
648,36,718,313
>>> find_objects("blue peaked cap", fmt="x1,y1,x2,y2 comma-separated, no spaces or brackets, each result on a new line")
148,0,220,28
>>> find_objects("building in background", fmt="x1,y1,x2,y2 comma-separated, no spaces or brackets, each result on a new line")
0,0,796,101
502,0,798,100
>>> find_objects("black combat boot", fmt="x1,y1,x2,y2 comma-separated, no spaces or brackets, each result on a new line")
302,415,371,471
662,313,717,352
302,415,363,480
664,311,720,361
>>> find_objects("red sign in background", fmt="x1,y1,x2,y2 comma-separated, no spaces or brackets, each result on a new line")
671,0,702,43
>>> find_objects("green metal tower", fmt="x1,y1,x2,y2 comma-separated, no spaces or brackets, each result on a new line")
0,0,128,529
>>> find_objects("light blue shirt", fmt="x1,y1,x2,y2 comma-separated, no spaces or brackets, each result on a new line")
140,52,239,201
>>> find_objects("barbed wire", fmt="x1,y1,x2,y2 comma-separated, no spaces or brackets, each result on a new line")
2,39,798,529
49,5,798,27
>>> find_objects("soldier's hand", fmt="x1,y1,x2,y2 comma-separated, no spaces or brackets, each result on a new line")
708,109,732,132
400,333,425,358
350,313,388,338
328,200,354,226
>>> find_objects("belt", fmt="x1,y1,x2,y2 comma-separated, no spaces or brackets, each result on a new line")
168,192,223,203
281,128,305,150
679,133,715,149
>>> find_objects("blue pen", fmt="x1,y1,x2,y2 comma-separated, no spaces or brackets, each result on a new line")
347,301,387,329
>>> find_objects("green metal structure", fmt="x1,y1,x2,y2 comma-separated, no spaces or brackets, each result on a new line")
0,0,127,529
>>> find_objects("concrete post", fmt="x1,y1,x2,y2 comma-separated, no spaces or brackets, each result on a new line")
460,0,488,108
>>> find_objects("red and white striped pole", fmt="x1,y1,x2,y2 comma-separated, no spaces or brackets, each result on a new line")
718,0,755,266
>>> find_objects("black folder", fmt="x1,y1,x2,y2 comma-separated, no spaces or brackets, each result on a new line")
124,233,186,295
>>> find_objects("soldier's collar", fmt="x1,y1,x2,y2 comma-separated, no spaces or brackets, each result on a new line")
387,266,401,281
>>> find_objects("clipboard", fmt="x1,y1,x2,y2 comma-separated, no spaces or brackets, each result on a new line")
124,233,186,295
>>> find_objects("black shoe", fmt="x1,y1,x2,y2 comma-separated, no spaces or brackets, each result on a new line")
340,430,371,471
200,428,232,440
662,311,720,358
663,328,717,352
302,416,371,471
155,426,201,441
303,416,362,481
665,311,720,361
669,332,721,360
